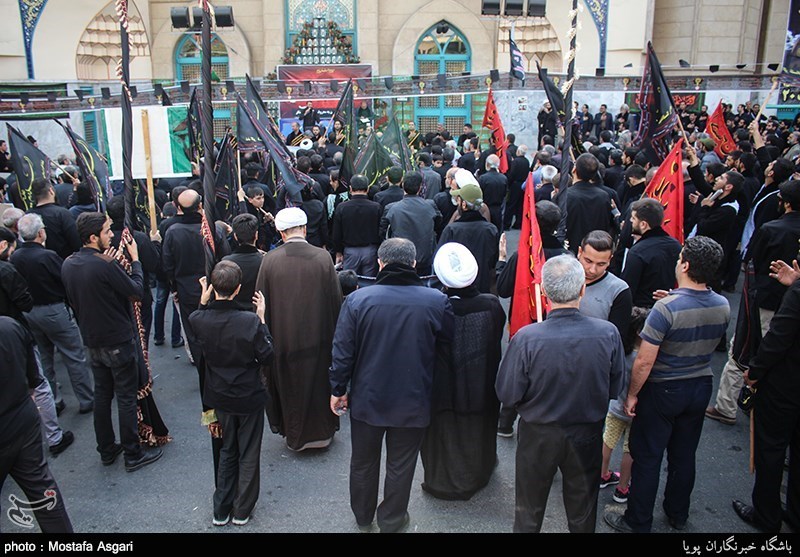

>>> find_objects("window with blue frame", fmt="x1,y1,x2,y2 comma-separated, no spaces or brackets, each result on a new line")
175,33,231,140
414,23,471,136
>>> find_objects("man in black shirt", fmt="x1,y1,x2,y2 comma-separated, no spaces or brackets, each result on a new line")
62,212,162,471
620,198,682,309
479,154,508,233
564,154,616,253
11,213,94,414
332,174,382,277
190,261,273,526
0,316,73,532
26,179,80,261
300,101,321,132
373,166,405,211
222,213,264,309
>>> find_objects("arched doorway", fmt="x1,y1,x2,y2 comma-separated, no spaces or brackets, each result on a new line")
414,22,471,136
175,33,231,139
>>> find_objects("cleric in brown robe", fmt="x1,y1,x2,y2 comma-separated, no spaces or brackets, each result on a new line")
256,207,343,451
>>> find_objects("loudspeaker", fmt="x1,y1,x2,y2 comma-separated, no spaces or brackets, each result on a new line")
180,81,190,94
170,7,190,29
595,68,605,77
19,92,29,105
191,7,203,30
679,59,691,68
490,69,500,82
214,6,234,28
384,77,393,91
357,78,367,91
225,80,235,92
437,73,447,88
74,90,84,101
101,87,111,99
528,0,547,17
330,80,339,92
129,85,138,98
709,65,720,73
303,80,312,93
154,83,165,97
481,1,501,15
505,0,524,16
767,63,780,71
277,81,286,94
47,92,57,103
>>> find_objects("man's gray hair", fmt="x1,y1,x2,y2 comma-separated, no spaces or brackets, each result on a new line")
542,144,556,156
486,154,500,170
541,254,585,303
541,165,557,183
1,207,25,229
17,213,45,242
516,145,528,157
378,238,416,267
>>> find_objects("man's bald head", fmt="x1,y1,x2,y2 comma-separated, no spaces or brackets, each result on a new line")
177,190,202,213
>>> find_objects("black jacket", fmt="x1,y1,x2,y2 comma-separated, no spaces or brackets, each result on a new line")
111,226,160,305
565,181,615,253
9,242,67,306
0,259,33,324
0,317,41,448
748,279,800,392
620,227,682,308
27,203,81,261
162,212,230,308
749,212,800,312
61,247,143,347
374,186,404,212
222,245,264,309
438,211,499,293
329,263,455,427
457,152,477,174
479,170,507,233
301,198,329,249
189,299,273,414
331,195,382,253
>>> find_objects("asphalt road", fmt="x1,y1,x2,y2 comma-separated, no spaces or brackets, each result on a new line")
1,230,789,534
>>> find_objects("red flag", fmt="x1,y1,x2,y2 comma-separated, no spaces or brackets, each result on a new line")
509,173,548,337
482,89,509,173
706,102,736,160
644,138,685,244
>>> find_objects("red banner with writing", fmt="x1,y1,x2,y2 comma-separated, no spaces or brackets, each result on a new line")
509,173,548,337
644,138,685,244
706,102,736,161
482,89,509,173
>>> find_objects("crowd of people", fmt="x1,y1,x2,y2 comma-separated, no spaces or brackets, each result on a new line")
1,101,799,534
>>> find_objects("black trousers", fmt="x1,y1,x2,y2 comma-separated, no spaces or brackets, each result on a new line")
87,339,142,460
349,418,425,531
752,379,800,532
214,410,264,521
514,420,603,533
0,414,73,533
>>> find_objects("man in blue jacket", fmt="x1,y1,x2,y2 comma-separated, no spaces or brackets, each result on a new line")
329,238,455,533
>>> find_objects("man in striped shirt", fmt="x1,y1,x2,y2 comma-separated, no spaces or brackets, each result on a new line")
605,236,730,533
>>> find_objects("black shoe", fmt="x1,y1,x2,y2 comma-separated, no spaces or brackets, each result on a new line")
604,511,635,533
379,512,410,534
171,338,185,348
55,400,66,416
357,521,373,533
79,403,94,415
667,516,687,530
154,338,165,346
732,500,771,532
101,444,124,466
49,431,74,455
125,447,163,472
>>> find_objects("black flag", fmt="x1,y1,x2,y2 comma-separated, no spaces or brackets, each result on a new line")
5,124,51,210
187,89,203,164
355,132,396,186
57,120,111,212
536,62,566,121
331,80,359,148
380,115,414,172
633,42,680,165
509,31,526,83
214,133,239,222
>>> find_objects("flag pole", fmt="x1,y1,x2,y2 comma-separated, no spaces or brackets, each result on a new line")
200,0,217,279
755,79,779,123
559,0,578,193
141,109,158,234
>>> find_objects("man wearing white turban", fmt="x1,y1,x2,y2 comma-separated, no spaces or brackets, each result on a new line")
421,243,506,500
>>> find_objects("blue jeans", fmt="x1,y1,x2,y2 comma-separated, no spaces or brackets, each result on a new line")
624,376,712,532
153,279,181,345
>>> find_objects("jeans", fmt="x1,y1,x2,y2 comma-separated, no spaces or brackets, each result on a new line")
87,339,142,461
26,303,94,409
30,350,63,447
153,279,182,345
625,376,712,532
